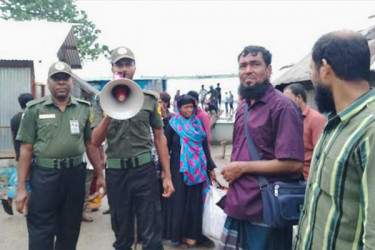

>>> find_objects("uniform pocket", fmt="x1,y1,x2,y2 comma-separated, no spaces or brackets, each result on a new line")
37,119,58,139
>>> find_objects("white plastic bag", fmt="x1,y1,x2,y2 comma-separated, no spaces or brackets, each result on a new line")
202,185,227,246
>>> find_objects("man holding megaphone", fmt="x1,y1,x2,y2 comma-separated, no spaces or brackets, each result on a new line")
91,46,175,250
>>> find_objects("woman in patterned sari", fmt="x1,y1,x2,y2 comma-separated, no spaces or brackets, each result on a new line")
162,94,216,247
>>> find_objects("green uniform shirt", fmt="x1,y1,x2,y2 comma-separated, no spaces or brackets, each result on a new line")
16,95,91,159
92,91,163,158
294,90,375,250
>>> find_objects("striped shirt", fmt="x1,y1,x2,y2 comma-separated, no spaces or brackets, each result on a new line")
294,89,375,250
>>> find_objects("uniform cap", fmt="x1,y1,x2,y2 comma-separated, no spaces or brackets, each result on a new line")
110,46,135,63
48,61,73,78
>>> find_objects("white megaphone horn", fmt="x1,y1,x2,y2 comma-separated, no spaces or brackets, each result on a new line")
100,78,144,120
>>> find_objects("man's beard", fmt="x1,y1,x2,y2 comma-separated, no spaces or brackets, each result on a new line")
314,84,335,114
239,81,270,100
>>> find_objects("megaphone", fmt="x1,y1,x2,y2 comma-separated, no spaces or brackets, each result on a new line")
100,78,144,120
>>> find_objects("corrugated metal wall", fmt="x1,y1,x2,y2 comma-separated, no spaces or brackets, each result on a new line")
0,67,31,152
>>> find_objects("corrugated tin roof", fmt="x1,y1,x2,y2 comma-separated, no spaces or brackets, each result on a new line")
0,20,81,83
58,28,81,69
274,25,375,86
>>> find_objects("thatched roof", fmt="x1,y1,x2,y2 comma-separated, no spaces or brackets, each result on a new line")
273,25,375,86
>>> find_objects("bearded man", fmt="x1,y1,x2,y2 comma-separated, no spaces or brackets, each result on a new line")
219,45,304,250
295,30,375,250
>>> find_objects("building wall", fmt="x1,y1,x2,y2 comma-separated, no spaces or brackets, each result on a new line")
0,67,31,153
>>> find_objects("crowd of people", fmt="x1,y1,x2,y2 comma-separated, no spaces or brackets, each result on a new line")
195,83,234,117
1,29,374,250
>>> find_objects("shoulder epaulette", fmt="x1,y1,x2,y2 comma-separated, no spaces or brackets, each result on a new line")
143,89,160,99
76,98,90,106
26,97,46,107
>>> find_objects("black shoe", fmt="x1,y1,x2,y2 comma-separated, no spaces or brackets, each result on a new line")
102,209,110,215
2,199,13,215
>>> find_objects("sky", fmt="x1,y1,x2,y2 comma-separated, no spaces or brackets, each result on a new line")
75,0,375,80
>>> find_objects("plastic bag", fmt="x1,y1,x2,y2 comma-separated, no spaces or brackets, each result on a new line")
202,185,227,246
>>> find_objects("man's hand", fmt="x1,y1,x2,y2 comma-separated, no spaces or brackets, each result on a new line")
15,187,29,214
221,162,243,184
162,176,175,198
96,176,107,198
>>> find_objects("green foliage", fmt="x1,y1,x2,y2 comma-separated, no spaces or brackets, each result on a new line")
0,0,110,62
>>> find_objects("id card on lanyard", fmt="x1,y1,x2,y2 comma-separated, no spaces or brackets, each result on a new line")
70,119,80,134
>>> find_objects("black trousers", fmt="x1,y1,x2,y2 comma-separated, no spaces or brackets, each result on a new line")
27,163,86,250
106,162,163,250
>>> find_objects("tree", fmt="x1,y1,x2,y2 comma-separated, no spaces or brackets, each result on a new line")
0,0,109,62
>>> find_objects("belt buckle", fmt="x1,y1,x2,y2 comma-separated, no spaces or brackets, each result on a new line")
134,157,139,167
53,159,59,169
120,158,126,169
126,158,133,168
69,158,74,168
60,158,67,168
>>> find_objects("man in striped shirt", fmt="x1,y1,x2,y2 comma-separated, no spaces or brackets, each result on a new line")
295,30,375,250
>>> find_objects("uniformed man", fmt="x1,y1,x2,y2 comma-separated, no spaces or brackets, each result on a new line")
91,47,174,250
15,62,106,250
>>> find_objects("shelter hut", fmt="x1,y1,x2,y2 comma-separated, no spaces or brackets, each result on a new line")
273,24,375,108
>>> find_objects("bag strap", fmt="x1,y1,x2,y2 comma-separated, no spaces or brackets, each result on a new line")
243,102,269,189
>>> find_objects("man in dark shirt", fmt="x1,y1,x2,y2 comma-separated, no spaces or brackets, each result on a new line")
219,46,304,249
158,91,173,129
206,85,219,113
215,83,222,106
11,93,34,161
1,93,34,215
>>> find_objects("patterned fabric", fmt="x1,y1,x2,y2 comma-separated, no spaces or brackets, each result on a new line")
219,217,245,250
295,90,375,250
218,217,273,250
169,112,210,201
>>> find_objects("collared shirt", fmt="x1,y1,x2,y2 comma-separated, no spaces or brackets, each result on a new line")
223,85,304,221
92,92,163,158
295,90,375,250
196,107,211,146
16,95,91,158
302,105,327,179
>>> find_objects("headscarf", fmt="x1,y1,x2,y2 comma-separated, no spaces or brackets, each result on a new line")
169,95,210,202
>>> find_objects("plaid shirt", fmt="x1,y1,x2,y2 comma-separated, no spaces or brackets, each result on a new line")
295,90,375,250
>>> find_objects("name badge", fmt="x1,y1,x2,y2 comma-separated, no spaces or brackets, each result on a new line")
70,120,80,134
39,114,56,119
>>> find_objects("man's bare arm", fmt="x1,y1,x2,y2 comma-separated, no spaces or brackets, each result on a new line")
15,143,33,213
86,141,107,197
221,159,303,183
91,115,111,147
